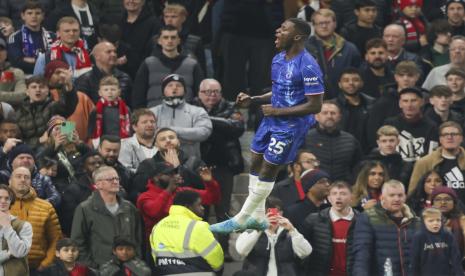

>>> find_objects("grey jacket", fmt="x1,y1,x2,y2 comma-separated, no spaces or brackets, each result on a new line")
99,257,151,276
119,135,157,173
0,216,33,276
150,102,212,159
71,192,142,269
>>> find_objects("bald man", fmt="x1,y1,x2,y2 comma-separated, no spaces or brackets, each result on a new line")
382,24,425,77
75,42,133,105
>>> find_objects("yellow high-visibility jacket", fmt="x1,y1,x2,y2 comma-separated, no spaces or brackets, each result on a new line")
150,205,224,275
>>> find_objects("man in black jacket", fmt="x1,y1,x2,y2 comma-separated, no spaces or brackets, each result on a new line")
75,42,133,106
302,181,358,276
335,68,375,153
304,101,363,182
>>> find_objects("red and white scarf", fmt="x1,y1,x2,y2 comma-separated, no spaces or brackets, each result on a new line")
49,39,91,70
91,98,131,139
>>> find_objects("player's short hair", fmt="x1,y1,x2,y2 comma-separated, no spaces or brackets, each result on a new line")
329,181,352,193
430,85,453,98
355,0,377,9
99,76,120,87
439,121,463,136
287,18,312,37
311,8,336,23
446,67,465,79
339,67,362,80
365,38,387,51
421,207,442,219
376,125,399,139
394,61,420,75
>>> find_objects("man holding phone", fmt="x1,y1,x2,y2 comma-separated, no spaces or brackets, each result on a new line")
235,196,312,276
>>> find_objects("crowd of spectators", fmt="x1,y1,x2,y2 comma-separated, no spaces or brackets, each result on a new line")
2,0,465,275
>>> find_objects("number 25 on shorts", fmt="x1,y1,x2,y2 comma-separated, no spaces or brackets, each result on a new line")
268,137,287,155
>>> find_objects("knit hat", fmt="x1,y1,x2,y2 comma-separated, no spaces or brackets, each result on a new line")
301,169,330,192
44,60,69,81
446,0,465,11
47,115,66,135
432,186,458,202
7,143,34,167
161,74,186,95
399,0,423,10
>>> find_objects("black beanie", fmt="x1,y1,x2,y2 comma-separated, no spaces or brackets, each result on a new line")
8,144,34,167
161,74,186,95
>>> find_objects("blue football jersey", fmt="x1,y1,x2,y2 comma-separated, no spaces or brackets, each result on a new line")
270,49,324,125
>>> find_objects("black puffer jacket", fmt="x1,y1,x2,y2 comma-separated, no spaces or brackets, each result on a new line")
304,127,362,181
302,207,358,276
191,98,244,174
75,66,133,106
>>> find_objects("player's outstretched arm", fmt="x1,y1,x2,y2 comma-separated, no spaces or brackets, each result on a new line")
236,91,272,108
262,94,323,117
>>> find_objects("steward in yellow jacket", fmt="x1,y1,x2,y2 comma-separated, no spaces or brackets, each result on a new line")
150,190,223,275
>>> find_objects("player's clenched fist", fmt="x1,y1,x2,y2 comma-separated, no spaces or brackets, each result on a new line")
236,92,252,108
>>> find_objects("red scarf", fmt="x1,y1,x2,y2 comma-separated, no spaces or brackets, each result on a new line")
399,16,425,43
50,39,92,70
91,98,130,139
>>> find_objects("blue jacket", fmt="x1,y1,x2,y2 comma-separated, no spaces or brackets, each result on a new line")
410,224,464,276
352,203,421,276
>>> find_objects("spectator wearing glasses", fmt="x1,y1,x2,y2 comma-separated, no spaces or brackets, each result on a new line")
410,121,465,204
431,186,465,255
71,166,142,269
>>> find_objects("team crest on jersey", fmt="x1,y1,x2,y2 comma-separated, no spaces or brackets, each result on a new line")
286,72,292,79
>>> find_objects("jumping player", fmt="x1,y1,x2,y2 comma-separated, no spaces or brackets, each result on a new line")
210,18,324,233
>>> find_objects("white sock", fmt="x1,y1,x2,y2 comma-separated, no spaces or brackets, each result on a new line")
235,177,274,224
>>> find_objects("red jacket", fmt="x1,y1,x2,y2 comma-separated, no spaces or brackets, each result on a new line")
136,179,221,241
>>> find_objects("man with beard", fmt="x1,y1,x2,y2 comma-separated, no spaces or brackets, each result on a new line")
334,68,375,152
119,109,157,173
447,0,465,36
304,102,362,182
97,135,132,200
133,128,208,200
359,38,395,98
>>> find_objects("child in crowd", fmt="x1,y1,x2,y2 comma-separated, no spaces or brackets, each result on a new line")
410,208,464,276
88,76,131,148
40,238,94,275
38,157,58,178
99,236,151,276
396,0,428,52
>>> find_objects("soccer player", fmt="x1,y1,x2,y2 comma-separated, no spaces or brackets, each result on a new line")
210,18,324,233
